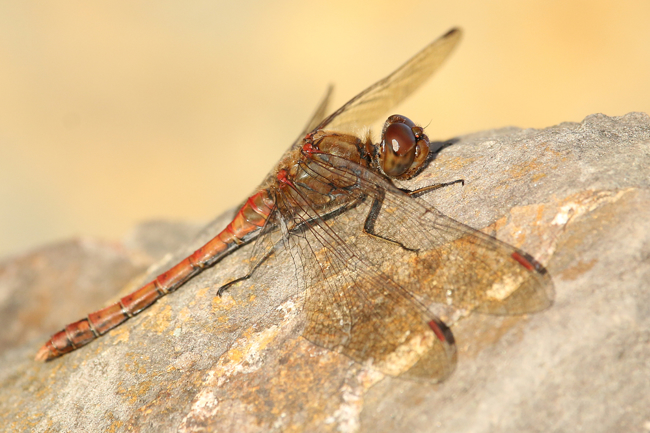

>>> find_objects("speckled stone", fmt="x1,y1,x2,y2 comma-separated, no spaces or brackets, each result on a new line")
1,113,649,433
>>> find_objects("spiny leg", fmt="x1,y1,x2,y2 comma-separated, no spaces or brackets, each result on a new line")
363,179,464,251
404,178,464,198
217,195,368,296
362,189,418,251
216,240,278,296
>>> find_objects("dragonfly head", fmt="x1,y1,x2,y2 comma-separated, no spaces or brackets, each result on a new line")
377,115,430,180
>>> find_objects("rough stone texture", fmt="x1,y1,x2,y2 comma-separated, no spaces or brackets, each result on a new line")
1,113,649,432
0,239,149,356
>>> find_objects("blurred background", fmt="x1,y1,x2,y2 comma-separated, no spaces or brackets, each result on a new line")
1,1,649,259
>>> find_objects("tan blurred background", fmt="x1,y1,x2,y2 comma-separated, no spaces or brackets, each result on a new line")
1,1,649,259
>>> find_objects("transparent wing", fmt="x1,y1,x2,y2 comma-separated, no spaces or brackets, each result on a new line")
274,153,553,379
302,85,334,139
315,28,462,135
287,85,335,152
312,153,554,314
276,170,457,381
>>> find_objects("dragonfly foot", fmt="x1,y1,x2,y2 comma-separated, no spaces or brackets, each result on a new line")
217,275,249,296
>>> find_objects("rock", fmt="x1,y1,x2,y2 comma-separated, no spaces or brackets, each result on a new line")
1,113,648,432
0,238,150,356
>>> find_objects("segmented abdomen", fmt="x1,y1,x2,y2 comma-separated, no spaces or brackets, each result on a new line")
35,190,274,361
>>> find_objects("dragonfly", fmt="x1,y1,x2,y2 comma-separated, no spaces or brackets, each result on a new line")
36,28,554,382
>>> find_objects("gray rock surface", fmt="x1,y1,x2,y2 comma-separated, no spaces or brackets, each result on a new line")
1,113,649,432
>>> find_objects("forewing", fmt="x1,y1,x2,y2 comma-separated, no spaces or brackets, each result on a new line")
276,163,456,381
316,28,462,135
307,153,554,316
301,85,334,140
287,85,334,152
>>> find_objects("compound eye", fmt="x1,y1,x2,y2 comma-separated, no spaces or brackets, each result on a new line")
380,122,417,177
378,115,431,179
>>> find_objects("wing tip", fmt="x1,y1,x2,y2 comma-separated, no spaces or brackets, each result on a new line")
445,27,463,39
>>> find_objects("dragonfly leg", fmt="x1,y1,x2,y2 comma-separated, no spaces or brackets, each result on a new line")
363,190,418,252
363,179,464,251
216,246,276,297
403,178,464,198
217,274,251,296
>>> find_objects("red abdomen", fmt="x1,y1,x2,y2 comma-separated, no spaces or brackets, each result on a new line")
35,190,274,361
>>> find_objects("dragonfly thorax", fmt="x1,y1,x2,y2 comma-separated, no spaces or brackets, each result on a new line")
304,130,371,165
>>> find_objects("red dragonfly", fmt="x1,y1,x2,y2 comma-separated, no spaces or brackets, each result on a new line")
36,28,553,381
